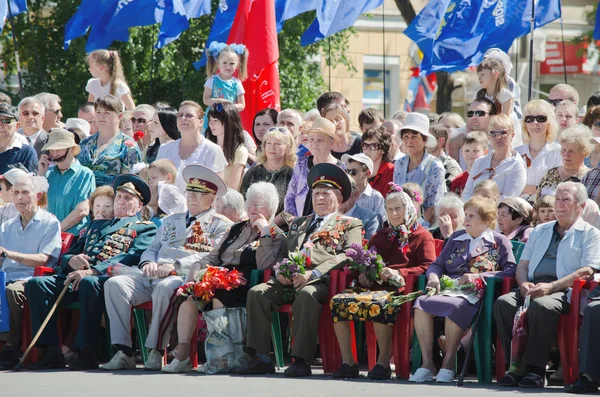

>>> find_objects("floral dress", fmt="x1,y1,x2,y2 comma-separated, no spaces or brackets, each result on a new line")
535,166,588,201
77,132,141,187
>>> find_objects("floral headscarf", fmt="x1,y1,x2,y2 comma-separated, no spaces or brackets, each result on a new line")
386,182,418,253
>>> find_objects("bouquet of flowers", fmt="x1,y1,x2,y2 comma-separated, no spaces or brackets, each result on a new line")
345,243,404,288
384,290,426,311
176,266,247,302
273,251,310,303
427,274,485,304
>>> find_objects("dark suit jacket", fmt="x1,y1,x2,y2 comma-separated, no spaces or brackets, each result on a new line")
18,128,48,157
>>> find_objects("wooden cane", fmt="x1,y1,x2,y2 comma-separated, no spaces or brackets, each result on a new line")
14,280,72,371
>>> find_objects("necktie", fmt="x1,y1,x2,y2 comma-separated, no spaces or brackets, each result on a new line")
186,216,197,228
26,136,32,146
303,217,323,244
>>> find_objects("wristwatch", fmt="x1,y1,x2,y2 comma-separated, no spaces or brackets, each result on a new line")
0,251,7,259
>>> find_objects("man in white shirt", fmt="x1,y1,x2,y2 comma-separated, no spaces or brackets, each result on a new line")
17,96,46,157
341,153,385,221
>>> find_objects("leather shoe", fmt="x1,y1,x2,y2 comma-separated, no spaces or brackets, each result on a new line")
367,364,391,380
566,375,599,394
333,363,359,379
28,352,66,370
284,360,312,378
234,356,275,375
0,348,19,370
68,351,99,371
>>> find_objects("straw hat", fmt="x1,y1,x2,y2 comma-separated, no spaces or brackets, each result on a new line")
302,117,336,140
400,112,438,148
41,128,80,156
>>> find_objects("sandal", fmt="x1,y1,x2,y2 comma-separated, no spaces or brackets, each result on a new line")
498,372,523,387
519,373,546,388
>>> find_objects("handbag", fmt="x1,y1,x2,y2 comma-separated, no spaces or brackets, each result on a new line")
0,270,9,333
203,307,247,374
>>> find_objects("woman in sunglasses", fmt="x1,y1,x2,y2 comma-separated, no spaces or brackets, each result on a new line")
361,126,395,196
514,100,562,202
240,126,296,215
536,125,591,200
582,106,600,168
462,114,526,201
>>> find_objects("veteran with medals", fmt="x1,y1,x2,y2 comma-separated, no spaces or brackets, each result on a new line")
101,165,232,371
236,163,363,378
25,174,157,370
162,181,286,373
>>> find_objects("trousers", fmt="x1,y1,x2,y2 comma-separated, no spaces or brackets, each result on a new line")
245,279,329,362
25,274,108,351
579,300,600,381
104,275,183,349
493,289,569,369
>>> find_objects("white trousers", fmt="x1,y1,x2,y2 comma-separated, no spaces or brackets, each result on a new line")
104,275,183,349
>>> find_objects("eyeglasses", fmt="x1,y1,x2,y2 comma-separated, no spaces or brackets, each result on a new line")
489,130,509,138
593,122,600,129
524,115,548,124
21,111,41,117
177,113,199,120
47,109,62,116
362,142,382,151
131,118,148,124
267,127,290,135
546,98,564,107
0,118,15,125
345,169,360,176
467,110,488,118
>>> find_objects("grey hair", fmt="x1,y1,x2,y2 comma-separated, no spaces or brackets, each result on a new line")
392,110,408,123
34,92,61,108
558,125,593,157
435,193,465,221
219,188,245,218
556,182,588,205
245,182,279,222
133,104,156,119
303,109,320,123
18,96,45,113
278,109,303,126
14,174,49,194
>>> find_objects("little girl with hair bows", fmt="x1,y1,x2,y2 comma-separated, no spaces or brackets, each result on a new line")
86,49,135,110
203,41,249,113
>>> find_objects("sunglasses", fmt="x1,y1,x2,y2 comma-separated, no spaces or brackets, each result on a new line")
489,129,509,138
267,126,290,135
21,111,41,117
524,115,548,123
345,169,360,176
0,118,15,125
130,118,148,124
467,110,488,118
177,113,199,120
47,109,61,116
546,98,563,106
362,142,382,151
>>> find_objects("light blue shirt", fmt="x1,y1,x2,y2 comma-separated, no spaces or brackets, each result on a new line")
46,159,95,235
0,208,61,281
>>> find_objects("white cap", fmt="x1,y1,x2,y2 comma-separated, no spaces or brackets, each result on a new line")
158,184,187,215
341,153,374,173
0,168,28,185
400,112,438,148
65,118,91,137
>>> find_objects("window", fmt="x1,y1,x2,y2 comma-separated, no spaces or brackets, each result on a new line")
363,55,400,117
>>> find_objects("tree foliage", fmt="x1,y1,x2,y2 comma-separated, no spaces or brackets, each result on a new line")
0,0,355,117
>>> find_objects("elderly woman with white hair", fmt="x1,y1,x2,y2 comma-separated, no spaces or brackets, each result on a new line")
214,188,246,222
0,174,61,369
163,182,286,373
430,193,465,242
536,125,592,201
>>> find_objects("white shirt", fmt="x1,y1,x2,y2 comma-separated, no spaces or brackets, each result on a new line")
0,134,25,153
243,130,257,152
515,142,562,200
22,129,42,146
462,150,527,201
453,228,495,256
156,137,228,194
85,78,130,101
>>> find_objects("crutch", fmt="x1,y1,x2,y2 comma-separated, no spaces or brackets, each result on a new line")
457,299,485,386
14,280,72,371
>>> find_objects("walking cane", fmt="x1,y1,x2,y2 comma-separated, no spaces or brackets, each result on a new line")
457,299,485,386
14,280,72,371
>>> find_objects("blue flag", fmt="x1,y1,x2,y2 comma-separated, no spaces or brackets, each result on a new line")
594,5,600,41
275,0,318,32
157,0,211,49
301,0,383,46
405,0,561,75
0,0,28,33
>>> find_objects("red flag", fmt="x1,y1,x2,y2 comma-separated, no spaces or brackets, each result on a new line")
228,0,281,133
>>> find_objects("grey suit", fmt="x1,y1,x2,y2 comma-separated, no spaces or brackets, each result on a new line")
345,204,381,240
18,128,48,157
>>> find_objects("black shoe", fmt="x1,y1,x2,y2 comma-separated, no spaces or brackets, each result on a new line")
234,357,275,375
367,364,391,380
566,375,599,394
0,348,19,370
333,363,359,379
519,372,546,388
284,360,312,378
28,352,66,370
498,372,523,387
68,351,99,371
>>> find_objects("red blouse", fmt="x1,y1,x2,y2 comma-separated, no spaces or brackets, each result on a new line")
368,224,436,279
369,161,395,196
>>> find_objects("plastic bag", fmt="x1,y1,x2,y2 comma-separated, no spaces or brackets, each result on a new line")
203,307,247,374
509,295,530,371
0,270,9,333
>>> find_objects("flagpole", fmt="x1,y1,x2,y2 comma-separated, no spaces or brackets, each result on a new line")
382,1,386,118
6,0,24,99
559,1,567,84
528,0,535,101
